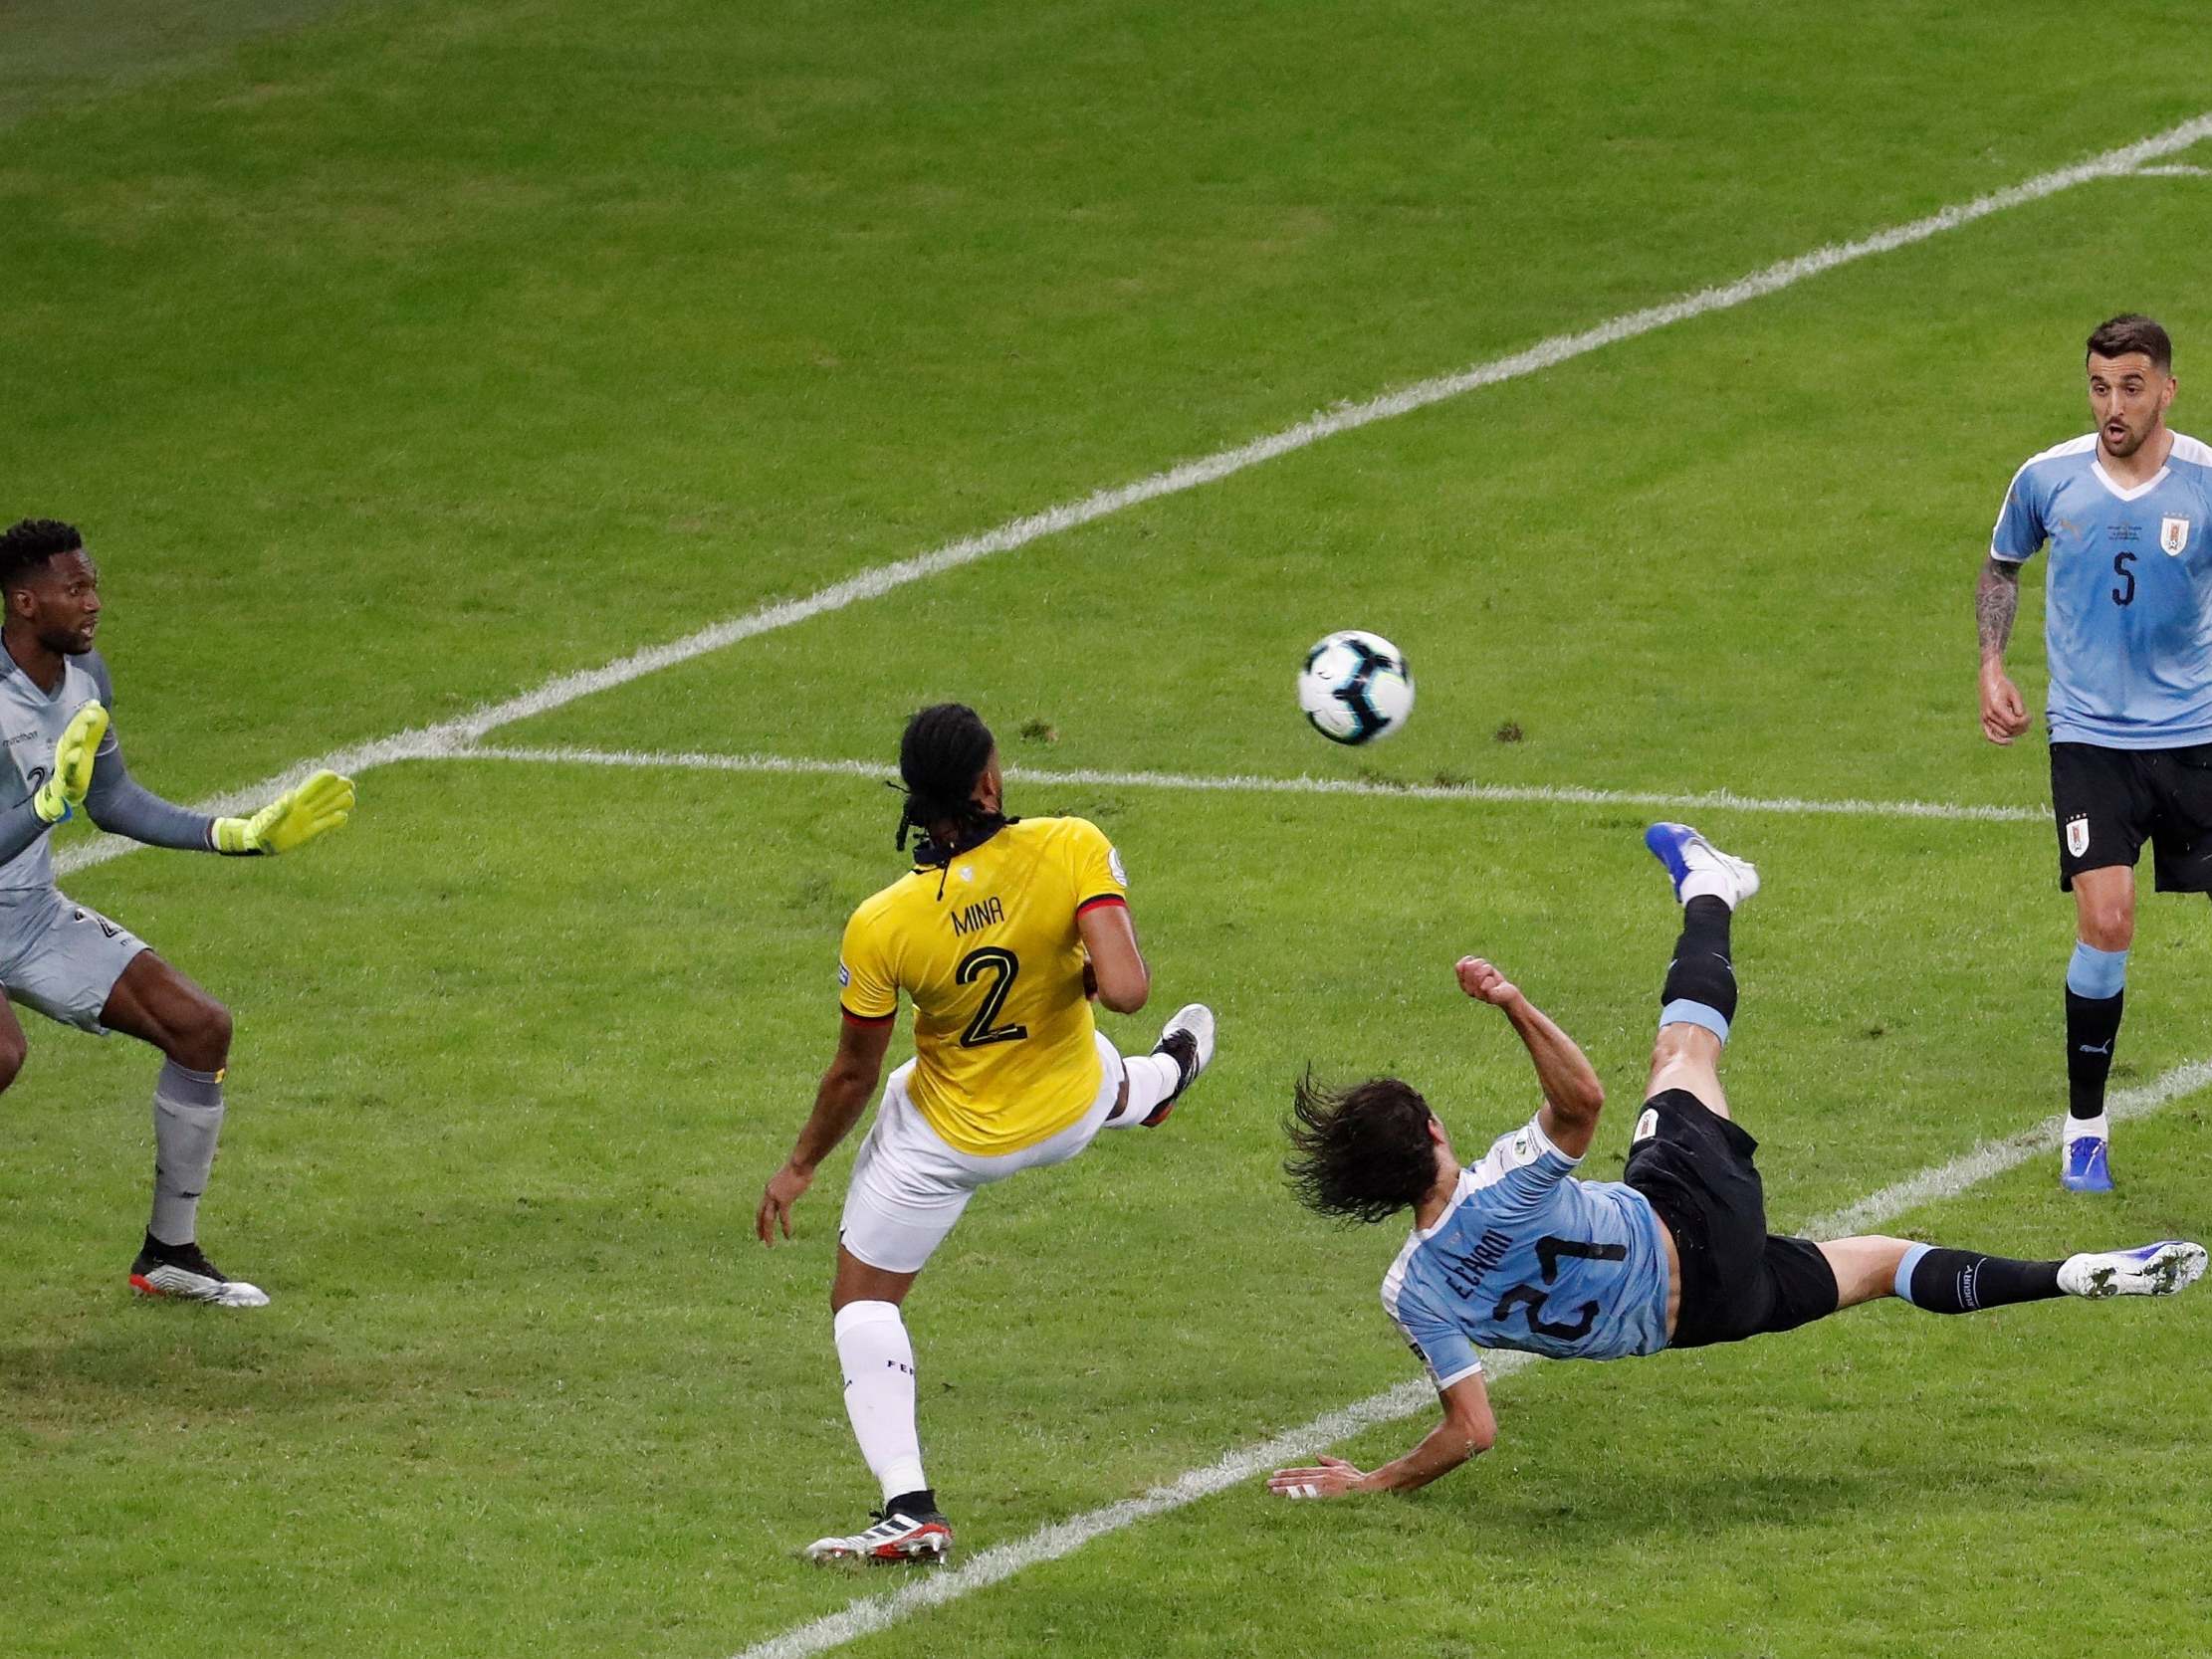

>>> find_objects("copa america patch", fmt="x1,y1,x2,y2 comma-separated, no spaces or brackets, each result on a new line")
2066,814,2091,859
837,961,851,987
1108,845,1127,887
2162,516,2191,556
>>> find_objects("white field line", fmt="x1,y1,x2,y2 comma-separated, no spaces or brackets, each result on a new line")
459,742,2051,824
1816,1054,2212,1236
2131,163,2210,177
735,1050,2212,1659
48,113,2212,882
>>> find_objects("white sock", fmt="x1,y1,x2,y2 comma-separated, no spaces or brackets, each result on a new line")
1678,872,1736,906
2064,1111,2108,1146
1104,1050,1181,1128
832,1300,926,1504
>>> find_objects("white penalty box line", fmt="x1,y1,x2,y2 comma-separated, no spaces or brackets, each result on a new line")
48,110,2212,881
458,741,2051,825
733,1052,2212,1659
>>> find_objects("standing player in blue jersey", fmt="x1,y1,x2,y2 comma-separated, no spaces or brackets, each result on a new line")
1976,314,2212,1192
1266,825,2203,1499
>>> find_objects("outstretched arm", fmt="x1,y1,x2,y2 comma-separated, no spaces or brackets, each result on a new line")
1456,957,1605,1156
1976,556,2031,745
83,741,221,851
757,1013,894,1244
70,657,208,848
82,743,355,856
73,659,353,853
1269,1373,1496,1497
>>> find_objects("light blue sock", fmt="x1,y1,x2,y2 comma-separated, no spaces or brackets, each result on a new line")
1892,1243,1934,1304
1659,999,1730,1043
2065,940,2127,1000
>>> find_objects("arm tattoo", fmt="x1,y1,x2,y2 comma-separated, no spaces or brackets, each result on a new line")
1976,557,2020,661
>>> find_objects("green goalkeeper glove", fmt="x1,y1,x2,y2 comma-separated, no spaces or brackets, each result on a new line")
212,769,356,855
33,701,109,825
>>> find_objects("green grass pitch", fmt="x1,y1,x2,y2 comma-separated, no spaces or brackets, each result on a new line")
5,2,2212,1655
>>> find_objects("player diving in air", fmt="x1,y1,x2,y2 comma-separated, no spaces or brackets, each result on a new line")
1267,822,2205,1498
757,702,1216,1562
0,519,355,1308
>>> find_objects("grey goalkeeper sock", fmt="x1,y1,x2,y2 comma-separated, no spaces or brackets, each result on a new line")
149,1060,226,1247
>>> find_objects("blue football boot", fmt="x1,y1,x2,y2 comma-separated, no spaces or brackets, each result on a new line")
2061,1133,2114,1193
1644,822,1759,908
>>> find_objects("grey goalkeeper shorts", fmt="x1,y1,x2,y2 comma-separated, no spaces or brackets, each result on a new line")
0,886,149,1033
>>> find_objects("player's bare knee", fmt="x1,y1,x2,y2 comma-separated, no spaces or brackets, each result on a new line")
1651,1023,1718,1071
1648,1032,1724,1112
2078,905,2133,951
1818,1235,1914,1307
172,996,232,1071
0,1030,27,1093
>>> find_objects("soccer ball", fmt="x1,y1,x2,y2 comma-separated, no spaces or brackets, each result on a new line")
1298,630,1415,745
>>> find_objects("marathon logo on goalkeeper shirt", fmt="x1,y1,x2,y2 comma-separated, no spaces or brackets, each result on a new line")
948,896,1006,937
1438,1226,1516,1303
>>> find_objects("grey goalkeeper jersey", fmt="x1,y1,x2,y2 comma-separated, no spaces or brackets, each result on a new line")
0,649,216,891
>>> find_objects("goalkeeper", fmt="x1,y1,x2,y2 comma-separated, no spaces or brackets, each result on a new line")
0,519,356,1307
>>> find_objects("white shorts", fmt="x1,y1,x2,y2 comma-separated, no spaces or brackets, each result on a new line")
839,1031,1124,1274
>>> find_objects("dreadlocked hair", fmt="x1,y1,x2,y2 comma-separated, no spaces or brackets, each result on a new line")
893,703,1003,872
1283,1069,1438,1224
0,518,83,593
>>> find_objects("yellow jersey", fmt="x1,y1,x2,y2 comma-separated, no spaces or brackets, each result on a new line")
838,816,1130,1155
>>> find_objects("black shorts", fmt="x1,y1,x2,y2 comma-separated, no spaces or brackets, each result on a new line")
2050,740,2212,893
1622,1090,1838,1349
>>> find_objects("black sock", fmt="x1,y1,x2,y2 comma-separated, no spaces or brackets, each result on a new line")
2064,989,2123,1121
1902,1247,2063,1314
1660,896,1737,1025
887,1487,940,1519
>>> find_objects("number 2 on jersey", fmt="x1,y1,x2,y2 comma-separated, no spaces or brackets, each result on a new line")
1492,1235,1629,1343
955,946,1029,1047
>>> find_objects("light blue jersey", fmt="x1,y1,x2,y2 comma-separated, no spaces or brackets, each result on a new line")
1382,1113,1671,1385
1991,432,2212,747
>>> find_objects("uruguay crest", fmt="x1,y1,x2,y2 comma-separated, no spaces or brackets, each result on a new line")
2066,814,2091,859
2161,516,2190,556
